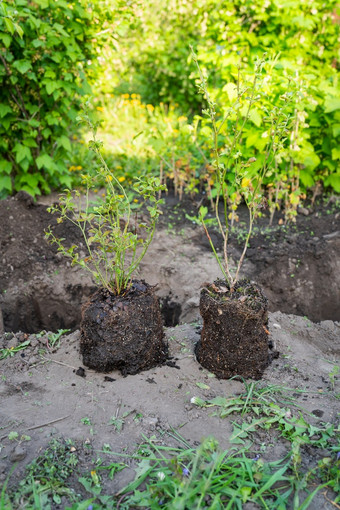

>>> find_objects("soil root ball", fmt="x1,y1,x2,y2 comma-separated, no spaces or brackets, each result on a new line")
196,279,275,380
80,280,168,375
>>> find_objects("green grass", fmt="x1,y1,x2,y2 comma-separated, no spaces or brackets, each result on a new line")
1,382,339,509
2,433,339,510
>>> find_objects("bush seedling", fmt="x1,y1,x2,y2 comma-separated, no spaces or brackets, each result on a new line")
191,48,300,289
46,106,166,296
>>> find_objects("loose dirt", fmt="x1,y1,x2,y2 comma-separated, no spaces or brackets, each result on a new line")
0,192,339,333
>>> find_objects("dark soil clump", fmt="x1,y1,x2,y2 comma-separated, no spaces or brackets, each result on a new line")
80,280,168,375
196,279,274,379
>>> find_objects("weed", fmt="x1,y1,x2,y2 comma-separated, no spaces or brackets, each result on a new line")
328,365,339,391
109,408,131,432
81,417,92,426
8,431,31,443
134,412,143,423
93,435,328,509
108,416,124,433
46,329,71,350
191,381,340,451
2,439,79,508
0,340,30,360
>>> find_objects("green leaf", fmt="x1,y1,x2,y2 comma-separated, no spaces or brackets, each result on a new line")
324,174,340,192
44,80,59,95
331,147,340,160
324,96,340,113
32,38,44,48
57,135,71,152
196,382,210,390
66,499,95,510
21,174,39,189
14,23,24,38
246,132,259,148
299,169,315,188
4,18,15,35
36,153,55,171
23,138,38,148
42,127,52,138
0,104,12,118
249,109,262,127
0,175,12,192
13,60,32,74
199,205,208,219
19,158,30,172
28,119,40,128
230,418,265,444
14,144,31,163
190,396,206,407
0,31,12,47
35,0,49,7
44,69,56,79
240,486,252,503
332,124,340,138
0,160,12,175
223,82,238,102
296,143,320,170
59,174,72,187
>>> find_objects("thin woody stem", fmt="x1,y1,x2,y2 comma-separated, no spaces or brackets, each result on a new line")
201,219,229,283
233,207,254,285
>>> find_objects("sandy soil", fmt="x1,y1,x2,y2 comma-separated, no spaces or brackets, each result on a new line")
0,312,339,508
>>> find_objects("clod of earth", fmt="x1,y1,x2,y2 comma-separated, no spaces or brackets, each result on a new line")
80,280,168,375
196,279,276,379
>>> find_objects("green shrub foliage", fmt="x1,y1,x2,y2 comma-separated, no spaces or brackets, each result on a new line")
0,0,339,197
116,0,340,192
0,0,114,197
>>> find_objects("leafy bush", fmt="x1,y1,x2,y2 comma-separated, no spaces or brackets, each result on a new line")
0,0,114,197
112,0,340,193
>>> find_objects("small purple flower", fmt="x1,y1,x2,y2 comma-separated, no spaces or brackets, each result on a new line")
183,467,190,477
336,452,340,461
86,506,93,510
252,454,260,461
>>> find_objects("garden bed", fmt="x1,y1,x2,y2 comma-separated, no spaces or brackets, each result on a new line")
0,192,339,334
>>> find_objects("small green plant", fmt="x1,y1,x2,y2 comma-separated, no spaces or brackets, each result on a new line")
328,364,339,391
317,454,340,501
46,107,166,295
0,339,30,360
8,431,31,443
191,381,339,451
2,439,79,508
81,417,92,426
191,48,299,289
46,328,70,350
108,411,130,433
